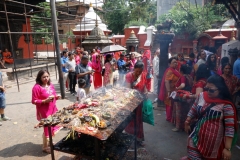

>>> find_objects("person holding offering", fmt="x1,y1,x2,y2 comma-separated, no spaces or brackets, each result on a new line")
31,70,61,153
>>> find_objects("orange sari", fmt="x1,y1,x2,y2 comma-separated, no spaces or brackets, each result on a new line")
3,51,14,64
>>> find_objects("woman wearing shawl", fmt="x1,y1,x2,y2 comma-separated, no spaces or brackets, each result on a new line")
142,50,152,92
217,57,229,75
103,54,114,86
221,63,240,95
185,75,238,160
125,61,147,146
91,54,102,89
172,64,193,132
159,57,180,122
129,52,137,72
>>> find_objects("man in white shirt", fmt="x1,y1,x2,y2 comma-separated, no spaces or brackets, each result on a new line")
196,50,206,66
153,49,160,97
65,52,76,95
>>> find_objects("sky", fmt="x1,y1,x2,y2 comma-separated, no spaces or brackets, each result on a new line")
46,0,104,6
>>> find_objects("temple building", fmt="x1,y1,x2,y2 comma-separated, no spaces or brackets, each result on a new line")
72,2,111,46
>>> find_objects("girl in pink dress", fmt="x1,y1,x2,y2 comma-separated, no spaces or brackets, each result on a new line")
103,54,113,86
32,70,61,153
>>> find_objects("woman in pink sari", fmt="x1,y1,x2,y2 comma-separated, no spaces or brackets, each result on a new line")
103,54,113,86
32,70,61,153
125,61,147,146
92,54,102,89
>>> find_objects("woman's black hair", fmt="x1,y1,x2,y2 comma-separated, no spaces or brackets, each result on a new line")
78,79,86,88
221,63,232,74
168,57,177,64
180,64,190,74
206,54,216,70
189,52,195,58
36,70,51,85
134,60,144,69
68,52,73,57
207,75,232,101
196,64,210,81
105,54,112,64
81,55,89,61
221,57,229,66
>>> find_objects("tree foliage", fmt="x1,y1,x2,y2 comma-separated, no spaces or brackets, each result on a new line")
157,1,231,39
102,0,157,34
102,0,129,34
31,2,53,44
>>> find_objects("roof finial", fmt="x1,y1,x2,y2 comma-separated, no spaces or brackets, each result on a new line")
95,19,98,27
90,2,92,7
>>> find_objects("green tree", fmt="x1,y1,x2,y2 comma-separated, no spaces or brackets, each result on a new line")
31,2,53,44
102,0,157,34
157,1,231,39
102,0,129,34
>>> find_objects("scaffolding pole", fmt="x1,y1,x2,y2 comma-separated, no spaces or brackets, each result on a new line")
3,0,20,92
23,0,33,77
50,0,65,99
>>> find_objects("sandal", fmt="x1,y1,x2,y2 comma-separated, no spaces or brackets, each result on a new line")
42,147,51,154
137,141,145,147
172,128,180,132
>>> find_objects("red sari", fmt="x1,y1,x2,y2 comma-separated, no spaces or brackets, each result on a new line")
142,50,152,92
159,67,181,121
92,54,102,89
221,74,239,95
125,72,147,140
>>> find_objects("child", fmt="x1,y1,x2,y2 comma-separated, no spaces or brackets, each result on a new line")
76,79,86,103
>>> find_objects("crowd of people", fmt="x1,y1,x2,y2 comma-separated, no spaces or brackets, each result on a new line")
159,49,239,160
30,46,153,152
59,46,152,99
30,45,239,159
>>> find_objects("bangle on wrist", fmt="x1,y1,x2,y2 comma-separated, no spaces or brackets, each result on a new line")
225,148,231,151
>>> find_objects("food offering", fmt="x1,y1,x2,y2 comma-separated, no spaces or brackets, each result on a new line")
39,87,144,140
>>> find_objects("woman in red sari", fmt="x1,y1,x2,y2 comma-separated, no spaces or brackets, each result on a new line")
159,57,180,122
125,61,147,145
185,75,238,160
142,50,152,92
221,63,240,95
91,54,102,89
172,64,193,132
177,53,186,71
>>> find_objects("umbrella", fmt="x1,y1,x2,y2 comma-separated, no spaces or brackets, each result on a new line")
127,52,142,58
101,45,127,54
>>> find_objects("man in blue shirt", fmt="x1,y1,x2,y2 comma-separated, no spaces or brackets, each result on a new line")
233,51,240,79
61,50,69,91
117,54,129,85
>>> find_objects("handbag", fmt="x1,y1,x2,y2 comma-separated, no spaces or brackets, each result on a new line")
142,99,154,126
188,103,215,135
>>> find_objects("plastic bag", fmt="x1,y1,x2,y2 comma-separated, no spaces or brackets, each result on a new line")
142,99,154,126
